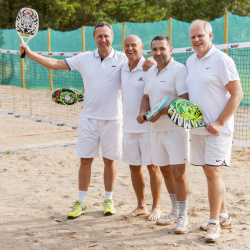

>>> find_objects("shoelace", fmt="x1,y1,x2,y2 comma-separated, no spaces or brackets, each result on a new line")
104,199,113,209
207,224,218,233
72,201,81,211
163,209,178,220
177,217,186,227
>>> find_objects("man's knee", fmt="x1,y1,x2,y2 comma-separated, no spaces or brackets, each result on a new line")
172,165,186,182
80,158,94,168
204,166,222,180
103,157,115,168
147,165,161,177
160,165,171,176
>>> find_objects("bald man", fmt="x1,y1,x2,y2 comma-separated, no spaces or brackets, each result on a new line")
121,35,162,221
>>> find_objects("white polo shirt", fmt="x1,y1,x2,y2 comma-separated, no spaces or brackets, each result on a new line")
144,58,188,132
121,56,150,133
65,48,127,120
186,45,240,135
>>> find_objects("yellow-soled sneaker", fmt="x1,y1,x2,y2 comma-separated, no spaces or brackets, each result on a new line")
175,217,189,234
103,198,116,216
67,200,87,219
156,206,179,226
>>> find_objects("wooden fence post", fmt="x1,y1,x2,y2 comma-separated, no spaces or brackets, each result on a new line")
224,9,228,53
47,28,53,91
82,26,85,52
122,22,125,51
169,17,172,41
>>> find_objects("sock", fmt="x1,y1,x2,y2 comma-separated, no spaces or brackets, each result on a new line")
104,191,113,200
78,190,87,203
169,194,178,209
219,212,229,220
208,219,220,225
177,200,188,218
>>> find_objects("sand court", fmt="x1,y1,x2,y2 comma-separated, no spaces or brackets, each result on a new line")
0,113,250,249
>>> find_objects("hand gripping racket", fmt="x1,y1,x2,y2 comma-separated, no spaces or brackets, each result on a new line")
15,7,39,58
52,88,84,105
167,98,207,129
144,96,169,120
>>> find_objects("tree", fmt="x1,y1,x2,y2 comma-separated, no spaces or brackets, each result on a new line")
0,0,249,30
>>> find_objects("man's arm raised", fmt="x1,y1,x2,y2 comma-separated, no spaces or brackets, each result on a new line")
20,44,69,70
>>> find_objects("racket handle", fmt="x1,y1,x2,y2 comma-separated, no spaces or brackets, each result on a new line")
143,115,147,120
21,51,26,58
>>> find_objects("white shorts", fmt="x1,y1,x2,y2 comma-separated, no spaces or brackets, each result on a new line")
190,133,233,167
150,129,189,167
76,117,122,160
122,132,152,166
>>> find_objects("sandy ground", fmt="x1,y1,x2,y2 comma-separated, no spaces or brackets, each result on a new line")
0,113,250,250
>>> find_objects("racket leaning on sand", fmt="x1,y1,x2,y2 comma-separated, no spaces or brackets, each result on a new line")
167,98,207,129
143,96,169,120
52,88,84,105
15,7,39,58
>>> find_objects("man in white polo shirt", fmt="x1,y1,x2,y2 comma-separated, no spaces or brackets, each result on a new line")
137,35,190,234
186,20,243,243
121,35,162,221
20,22,154,219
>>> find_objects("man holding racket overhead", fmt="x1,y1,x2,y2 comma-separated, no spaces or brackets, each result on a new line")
137,35,190,234
186,20,243,243
121,35,162,221
20,21,154,219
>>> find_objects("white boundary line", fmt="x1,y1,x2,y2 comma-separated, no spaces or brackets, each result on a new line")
233,141,250,147
0,110,77,129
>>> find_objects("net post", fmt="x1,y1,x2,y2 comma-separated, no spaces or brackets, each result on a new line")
20,38,25,88
169,17,172,41
21,58,25,88
224,9,228,54
122,22,125,51
47,28,53,91
82,26,85,52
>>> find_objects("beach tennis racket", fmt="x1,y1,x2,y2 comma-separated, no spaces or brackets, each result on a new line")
144,96,169,120
168,98,207,129
52,88,84,105
15,7,39,58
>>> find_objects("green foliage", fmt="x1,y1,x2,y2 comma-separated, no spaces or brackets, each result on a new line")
0,0,249,30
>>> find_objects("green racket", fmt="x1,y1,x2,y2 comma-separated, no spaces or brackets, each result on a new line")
52,88,83,105
168,98,207,129
143,96,169,120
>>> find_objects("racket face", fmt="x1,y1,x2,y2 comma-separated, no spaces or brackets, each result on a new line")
52,88,84,105
168,98,207,129
15,7,39,44
146,96,169,120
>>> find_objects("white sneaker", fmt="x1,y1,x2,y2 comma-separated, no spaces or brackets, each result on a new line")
200,215,232,231
205,223,221,243
156,207,178,226
175,217,188,234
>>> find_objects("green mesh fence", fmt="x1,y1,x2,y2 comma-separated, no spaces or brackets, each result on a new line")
0,12,249,51
0,12,250,146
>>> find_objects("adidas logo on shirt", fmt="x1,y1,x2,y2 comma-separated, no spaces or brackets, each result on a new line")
138,77,143,81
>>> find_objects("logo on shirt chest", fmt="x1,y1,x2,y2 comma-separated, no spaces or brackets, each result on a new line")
138,77,144,81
